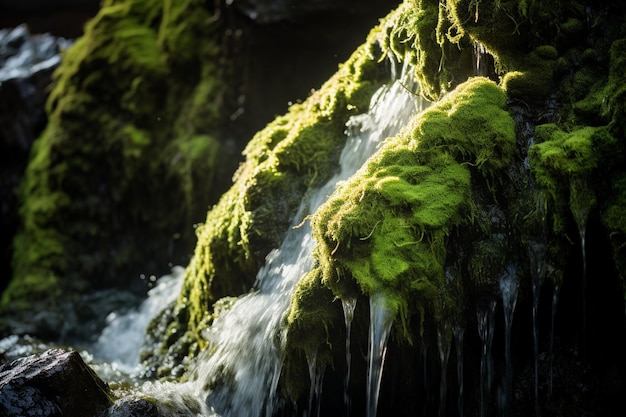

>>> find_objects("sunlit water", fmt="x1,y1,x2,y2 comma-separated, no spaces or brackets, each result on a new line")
90,58,426,417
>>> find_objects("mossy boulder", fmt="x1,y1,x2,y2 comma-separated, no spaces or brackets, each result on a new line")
1,0,229,337
282,77,516,397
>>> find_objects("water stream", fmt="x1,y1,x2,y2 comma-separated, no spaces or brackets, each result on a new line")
115,60,424,417
437,322,452,417
453,325,465,417
498,265,519,417
366,292,395,417
341,297,357,416
477,300,497,417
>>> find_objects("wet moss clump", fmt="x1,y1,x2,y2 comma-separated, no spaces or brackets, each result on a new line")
2,0,226,335
282,77,516,397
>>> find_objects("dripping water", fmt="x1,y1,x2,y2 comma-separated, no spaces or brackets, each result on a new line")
341,297,357,417
437,322,452,417
570,177,594,358
305,348,324,417
453,325,465,417
473,42,489,76
477,300,497,417
548,270,563,397
366,292,395,417
529,241,545,417
498,265,519,417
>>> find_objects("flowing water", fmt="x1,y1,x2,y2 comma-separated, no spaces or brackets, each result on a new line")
477,300,497,417
498,265,519,417
341,297,357,416
90,266,185,375
453,325,465,417
115,60,426,417
366,293,395,417
437,322,452,417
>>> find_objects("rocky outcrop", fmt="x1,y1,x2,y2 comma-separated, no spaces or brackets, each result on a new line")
0,348,113,417
0,24,70,296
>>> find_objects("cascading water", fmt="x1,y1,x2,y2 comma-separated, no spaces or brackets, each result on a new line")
128,59,426,417
366,292,395,417
90,266,185,375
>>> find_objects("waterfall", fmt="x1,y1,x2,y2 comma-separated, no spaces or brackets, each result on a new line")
477,300,497,417
90,266,185,374
498,265,519,417
170,60,426,417
366,292,395,417
473,42,489,77
341,297,357,417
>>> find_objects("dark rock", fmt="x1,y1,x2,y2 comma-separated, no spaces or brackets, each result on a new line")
0,24,69,296
0,348,113,417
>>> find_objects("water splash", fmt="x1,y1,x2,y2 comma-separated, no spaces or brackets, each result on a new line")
91,266,185,374
498,265,519,417
341,297,357,417
477,300,497,417
366,293,395,417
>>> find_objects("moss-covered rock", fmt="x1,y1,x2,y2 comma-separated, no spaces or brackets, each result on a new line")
1,0,228,337
280,77,516,397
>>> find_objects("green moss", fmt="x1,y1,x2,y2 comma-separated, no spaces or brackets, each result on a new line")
529,124,616,233
280,77,515,387
2,0,225,325
172,26,393,347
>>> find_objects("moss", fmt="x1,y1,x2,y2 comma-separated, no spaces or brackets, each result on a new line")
529,124,616,233
2,0,226,329
281,77,515,388
170,24,393,349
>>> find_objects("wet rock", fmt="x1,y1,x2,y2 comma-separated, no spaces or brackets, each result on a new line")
0,348,113,417
0,24,70,295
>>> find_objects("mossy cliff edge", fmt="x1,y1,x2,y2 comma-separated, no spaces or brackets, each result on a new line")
148,2,626,412
1,0,227,336
277,0,626,412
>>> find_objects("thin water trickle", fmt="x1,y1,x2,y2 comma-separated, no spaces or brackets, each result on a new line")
549,274,562,396
366,292,395,417
529,241,545,417
305,348,324,417
437,322,452,417
341,297,357,417
569,177,594,358
453,325,465,417
498,265,519,417
473,42,489,76
477,300,497,417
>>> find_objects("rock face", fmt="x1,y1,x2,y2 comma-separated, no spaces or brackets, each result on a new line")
0,24,69,295
0,348,113,417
